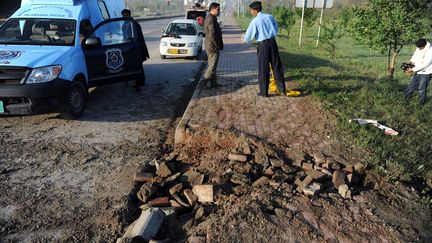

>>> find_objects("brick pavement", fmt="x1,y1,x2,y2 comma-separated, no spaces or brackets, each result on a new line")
175,15,335,156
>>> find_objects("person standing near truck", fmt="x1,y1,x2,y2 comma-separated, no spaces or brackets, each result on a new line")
203,2,223,88
121,9,150,91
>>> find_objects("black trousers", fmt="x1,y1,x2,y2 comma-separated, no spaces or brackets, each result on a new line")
257,38,286,96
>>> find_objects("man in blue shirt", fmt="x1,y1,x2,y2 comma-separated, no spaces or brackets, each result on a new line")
242,1,286,97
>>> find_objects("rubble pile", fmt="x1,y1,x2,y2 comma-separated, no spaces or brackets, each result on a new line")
118,129,366,242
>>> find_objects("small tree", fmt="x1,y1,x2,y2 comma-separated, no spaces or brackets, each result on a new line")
321,9,351,58
295,8,318,43
349,0,429,80
271,6,296,38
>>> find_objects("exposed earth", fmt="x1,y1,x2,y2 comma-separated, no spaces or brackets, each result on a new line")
0,82,431,242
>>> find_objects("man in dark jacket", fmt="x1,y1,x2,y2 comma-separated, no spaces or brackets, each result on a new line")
122,9,150,91
203,2,223,88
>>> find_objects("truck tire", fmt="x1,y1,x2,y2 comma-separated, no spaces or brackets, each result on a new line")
62,81,87,119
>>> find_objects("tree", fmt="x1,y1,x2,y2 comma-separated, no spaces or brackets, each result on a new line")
349,0,430,80
295,8,318,43
271,6,295,38
321,9,351,59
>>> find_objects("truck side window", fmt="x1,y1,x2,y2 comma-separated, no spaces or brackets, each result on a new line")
79,19,93,43
93,20,134,46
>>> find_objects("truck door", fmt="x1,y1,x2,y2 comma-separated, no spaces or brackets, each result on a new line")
82,18,142,87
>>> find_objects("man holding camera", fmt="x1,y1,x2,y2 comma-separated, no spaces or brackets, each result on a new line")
404,38,432,105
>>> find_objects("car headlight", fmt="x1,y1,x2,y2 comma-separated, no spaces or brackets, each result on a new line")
161,41,168,46
26,65,62,84
187,42,197,47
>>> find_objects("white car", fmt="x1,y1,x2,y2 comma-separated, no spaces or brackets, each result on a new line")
160,19,203,59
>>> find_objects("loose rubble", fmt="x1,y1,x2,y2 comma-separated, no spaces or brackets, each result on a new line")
118,129,371,242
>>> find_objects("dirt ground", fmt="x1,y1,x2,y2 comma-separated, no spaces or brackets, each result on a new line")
1,81,431,242
0,79,195,242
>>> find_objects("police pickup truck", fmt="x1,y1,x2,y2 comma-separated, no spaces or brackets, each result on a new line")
0,0,145,118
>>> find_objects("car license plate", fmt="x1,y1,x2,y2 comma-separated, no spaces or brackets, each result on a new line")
0,101,4,113
168,49,178,54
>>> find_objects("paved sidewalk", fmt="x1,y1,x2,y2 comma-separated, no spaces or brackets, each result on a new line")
176,15,335,156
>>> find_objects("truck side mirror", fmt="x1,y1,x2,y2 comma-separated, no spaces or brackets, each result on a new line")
83,37,101,49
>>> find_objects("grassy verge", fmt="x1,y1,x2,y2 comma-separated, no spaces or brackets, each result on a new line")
236,16,432,190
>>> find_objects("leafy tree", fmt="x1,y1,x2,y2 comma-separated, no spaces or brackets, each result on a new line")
271,6,296,38
321,9,352,58
295,8,318,43
349,0,430,80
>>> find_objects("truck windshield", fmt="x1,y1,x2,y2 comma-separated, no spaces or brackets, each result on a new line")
0,18,76,46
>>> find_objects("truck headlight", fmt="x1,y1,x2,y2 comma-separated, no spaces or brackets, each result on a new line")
26,65,62,83
187,42,197,47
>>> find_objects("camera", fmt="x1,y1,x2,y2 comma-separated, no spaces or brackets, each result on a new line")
401,62,415,71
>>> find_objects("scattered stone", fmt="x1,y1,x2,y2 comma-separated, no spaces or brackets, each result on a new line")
264,167,275,177
330,162,341,171
192,185,214,203
320,168,333,176
354,163,366,173
338,184,351,199
313,153,326,164
322,162,330,169
183,189,197,206
270,159,284,168
269,179,281,188
166,172,181,183
242,144,252,155
172,194,190,207
303,182,322,196
274,208,286,217
137,183,158,203
195,207,205,220
344,165,354,174
156,162,172,178
149,158,157,166
170,200,182,207
182,170,204,186
296,175,313,193
148,197,170,207
332,170,346,189
134,172,154,182
120,208,165,241
169,183,183,195
307,169,327,181
253,176,270,187
230,173,251,185
228,153,248,162
302,163,314,171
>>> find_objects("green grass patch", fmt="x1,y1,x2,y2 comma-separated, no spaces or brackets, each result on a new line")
236,16,432,184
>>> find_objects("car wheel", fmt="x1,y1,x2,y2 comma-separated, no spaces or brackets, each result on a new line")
160,55,166,59
198,45,203,53
62,81,87,119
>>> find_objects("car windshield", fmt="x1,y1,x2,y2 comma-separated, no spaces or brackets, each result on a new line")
165,23,196,36
0,18,76,46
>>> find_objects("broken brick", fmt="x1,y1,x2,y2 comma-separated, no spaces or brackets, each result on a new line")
192,185,214,203
183,189,197,206
296,175,313,193
270,159,284,168
169,183,183,195
332,170,346,189
133,172,154,182
148,197,170,207
242,144,252,155
307,169,327,181
338,184,351,199
253,176,269,187
302,163,314,171
228,153,248,162
156,162,172,178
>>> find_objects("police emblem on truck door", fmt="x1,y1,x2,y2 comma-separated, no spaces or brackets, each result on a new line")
105,48,124,73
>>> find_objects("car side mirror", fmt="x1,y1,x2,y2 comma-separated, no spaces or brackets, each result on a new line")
83,37,101,49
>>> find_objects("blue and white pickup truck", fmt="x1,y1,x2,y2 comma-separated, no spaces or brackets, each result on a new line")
0,0,146,118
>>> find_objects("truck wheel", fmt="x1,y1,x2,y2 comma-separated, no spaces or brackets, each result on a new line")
62,81,87,119
136,67,145,87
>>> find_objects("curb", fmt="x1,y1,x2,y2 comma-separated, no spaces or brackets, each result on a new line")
174,61,208,144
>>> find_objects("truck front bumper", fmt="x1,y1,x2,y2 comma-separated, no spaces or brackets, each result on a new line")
0,78,70,115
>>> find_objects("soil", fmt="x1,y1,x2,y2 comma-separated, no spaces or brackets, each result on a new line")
1,82,431,242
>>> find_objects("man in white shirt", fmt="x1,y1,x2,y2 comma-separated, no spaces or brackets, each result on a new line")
404,38,432,105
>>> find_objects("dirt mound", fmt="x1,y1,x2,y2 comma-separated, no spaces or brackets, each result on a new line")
123,128,431,242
